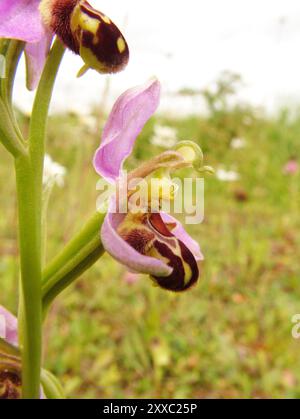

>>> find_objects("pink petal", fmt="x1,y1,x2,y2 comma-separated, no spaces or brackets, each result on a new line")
0,0,45,43
101,210,172,277
25,29,53,90
94,78,161,183
0,305,18,347
161,213,204,261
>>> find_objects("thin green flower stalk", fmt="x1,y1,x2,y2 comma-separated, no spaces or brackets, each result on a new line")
0,40,23,105
0,40,26,157
14,38,65,399
42,211,106,315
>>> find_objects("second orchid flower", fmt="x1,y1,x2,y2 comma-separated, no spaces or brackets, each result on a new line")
94,79,210,292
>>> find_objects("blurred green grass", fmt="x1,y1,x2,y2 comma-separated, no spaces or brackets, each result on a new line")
1,92,300,398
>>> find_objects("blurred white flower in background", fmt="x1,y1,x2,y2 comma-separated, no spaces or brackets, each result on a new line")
230,137,247,149
43,154,67,188
79,114,98,132
216,168,240,182
242,116,253,126
151,124,178,148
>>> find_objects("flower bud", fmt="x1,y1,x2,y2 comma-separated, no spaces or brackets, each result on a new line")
40,0,129,75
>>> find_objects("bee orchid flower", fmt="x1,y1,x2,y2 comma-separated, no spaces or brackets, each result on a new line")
0,0,129,90
93,79,208,292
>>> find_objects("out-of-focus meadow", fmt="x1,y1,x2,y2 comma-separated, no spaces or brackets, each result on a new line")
1,74,300,398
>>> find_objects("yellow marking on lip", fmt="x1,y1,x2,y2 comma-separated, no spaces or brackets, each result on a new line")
117,37,126,53
39,0,53,26
101,15,111,24
82,15,100,34
71,4,100,35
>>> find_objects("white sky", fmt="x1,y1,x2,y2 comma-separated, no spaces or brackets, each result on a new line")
14,0,300,115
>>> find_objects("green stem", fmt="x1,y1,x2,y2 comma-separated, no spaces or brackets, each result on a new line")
42,182,55,267
0,40,24,104
15,38,65,399
29,39,65,183
43,245,104,316
15,156,42,399
0,99,27,156
42,212,105,314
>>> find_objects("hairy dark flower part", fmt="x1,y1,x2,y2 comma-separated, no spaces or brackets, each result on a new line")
40,0,129,74
0,368,22,399
118,212,199,292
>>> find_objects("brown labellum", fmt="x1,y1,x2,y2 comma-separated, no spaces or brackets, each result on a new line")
40,0,129,74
